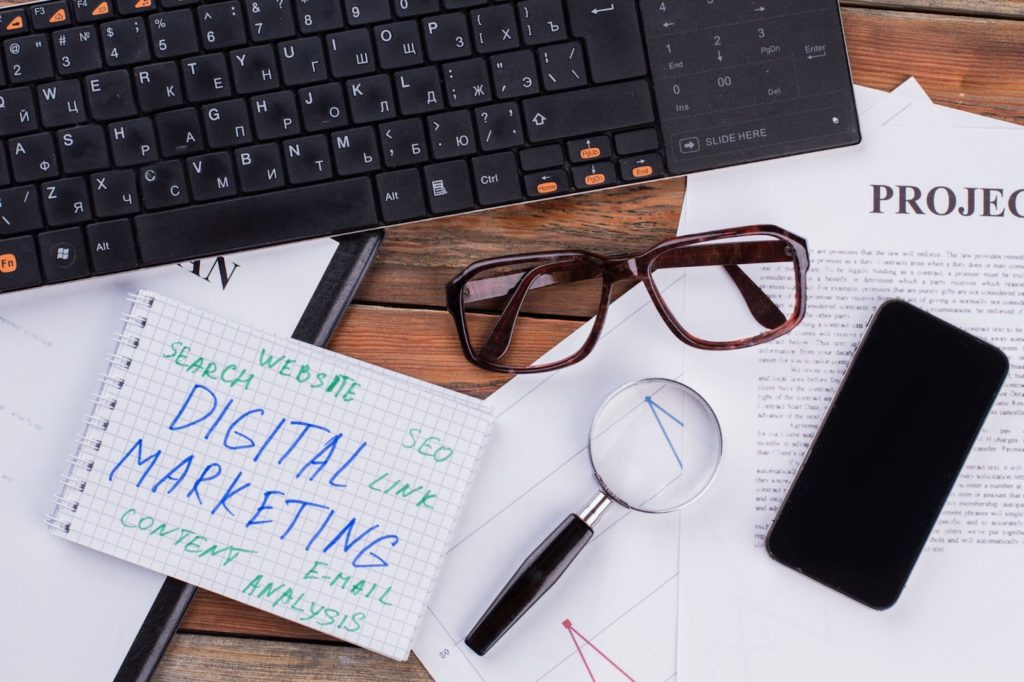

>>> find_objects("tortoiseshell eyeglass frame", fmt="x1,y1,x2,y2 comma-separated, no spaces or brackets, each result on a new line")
445,225,810,374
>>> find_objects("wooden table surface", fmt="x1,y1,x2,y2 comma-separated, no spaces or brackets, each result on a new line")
4,0,1018,677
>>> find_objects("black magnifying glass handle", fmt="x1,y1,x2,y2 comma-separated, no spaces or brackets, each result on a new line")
465,493,612,656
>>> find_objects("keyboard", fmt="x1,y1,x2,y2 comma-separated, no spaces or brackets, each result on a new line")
0,0,860,294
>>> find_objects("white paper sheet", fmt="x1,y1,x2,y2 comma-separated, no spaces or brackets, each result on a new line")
0,241,337,682
676,106,1024,680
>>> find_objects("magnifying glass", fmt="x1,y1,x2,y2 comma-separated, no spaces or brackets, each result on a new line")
465,378,723,655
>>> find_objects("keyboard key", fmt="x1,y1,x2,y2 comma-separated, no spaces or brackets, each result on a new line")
230,45,280,94
10,132,59,183
0,186,44,235
619,153,665,181
28,6,68,37
38,226,89,282
58,124,111,173
471,152,520,206
202,99,252,148
199,2,247,50
0,235,42,292
91,169,141,216
393,0,438,18
72,0,114,23
571,161,616,189
117,0,159,15
182,53,231,102
394,66,444,116
283,134,333,184
6,35,55,83
85,70,138,120
471,5,519,54
0,9,28,37
245,0,297,43
0,88,39,136
101,18,152,67
567,135,610,162
519,143,563,171
299,83,348,131
615,128,659,155
524,169,569,197
380,118,428,168
523,80,654,143
423,160,472,214
149,9,200,59
331,126,380,176
252,91,300,140
40,177,92,225
134,62,184,111
444,58,491,107
476,102,524,151
235,143,284,191
87,219,138,273
53,27,103,76
518,0,566,46
134,179,378,264
427,110,476,159
377,169,426,223
346,74,396,123
155,107,204,156
538,41,587,92
344,0,390,26
37,80,87,128
422,13,471,62
567,0,647,84
109,118,159,166
186,151,237,200
140,159,190,208
279,37,329,86
296,0,344,34
375,21,424,70
327,29,377,78
491,50,539,100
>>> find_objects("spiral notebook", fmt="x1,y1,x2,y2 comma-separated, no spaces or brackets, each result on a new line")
47,290,493,661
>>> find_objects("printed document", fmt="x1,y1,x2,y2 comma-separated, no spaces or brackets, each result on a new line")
0,241,337,682
676,103,1024,680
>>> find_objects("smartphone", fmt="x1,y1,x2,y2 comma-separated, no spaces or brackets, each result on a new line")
765,300,1009,609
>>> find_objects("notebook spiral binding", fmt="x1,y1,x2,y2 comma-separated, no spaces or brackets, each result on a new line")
46,293,156,535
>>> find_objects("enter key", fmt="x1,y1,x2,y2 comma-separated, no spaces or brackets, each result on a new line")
567,0,648,83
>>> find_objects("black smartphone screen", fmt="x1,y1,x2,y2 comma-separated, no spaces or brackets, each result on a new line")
765,300,1008,609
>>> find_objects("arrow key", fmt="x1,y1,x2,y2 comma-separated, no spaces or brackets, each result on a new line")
525,169,569,198
571,161,616,190
567,135,610,162
619,154,665,182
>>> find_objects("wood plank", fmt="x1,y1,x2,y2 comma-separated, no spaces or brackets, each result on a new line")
154,634,432,682
844,9,1024,120
849,0,1024,20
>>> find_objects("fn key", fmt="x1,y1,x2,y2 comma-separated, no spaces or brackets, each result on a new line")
87,220,139,274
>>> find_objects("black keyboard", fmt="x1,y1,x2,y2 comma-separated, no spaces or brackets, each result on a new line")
0,0,859,294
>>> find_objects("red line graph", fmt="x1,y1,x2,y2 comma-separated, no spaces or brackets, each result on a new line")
562,619,636,681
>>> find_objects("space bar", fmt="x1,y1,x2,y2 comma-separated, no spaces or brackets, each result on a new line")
135,179,379,265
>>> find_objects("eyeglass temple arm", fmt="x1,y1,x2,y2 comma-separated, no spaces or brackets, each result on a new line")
476,264,566,362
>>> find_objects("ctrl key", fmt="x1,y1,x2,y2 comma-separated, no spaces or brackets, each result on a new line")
87,220,138,274
0,236,42,292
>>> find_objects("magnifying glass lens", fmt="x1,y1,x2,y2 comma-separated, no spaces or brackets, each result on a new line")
589,379,722,513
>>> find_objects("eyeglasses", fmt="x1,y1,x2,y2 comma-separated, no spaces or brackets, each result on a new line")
445,225,809,373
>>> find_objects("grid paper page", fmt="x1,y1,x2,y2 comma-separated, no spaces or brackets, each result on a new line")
55,290,493,660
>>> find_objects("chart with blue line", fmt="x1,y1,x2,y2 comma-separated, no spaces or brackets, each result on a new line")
644,396,685,469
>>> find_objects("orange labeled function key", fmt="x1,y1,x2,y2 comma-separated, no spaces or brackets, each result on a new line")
568,136,611,163
0,253,17,274
525,170,569,198
619,155,665,182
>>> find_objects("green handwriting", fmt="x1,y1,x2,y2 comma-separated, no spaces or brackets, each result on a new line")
162,341,255,390
119,508,257,567
257,348,361,402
